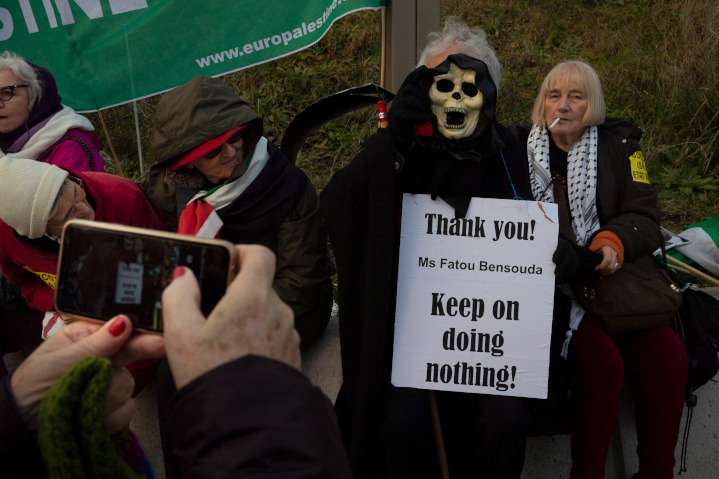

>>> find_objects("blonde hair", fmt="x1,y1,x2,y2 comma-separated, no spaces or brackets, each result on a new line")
531,60,606,127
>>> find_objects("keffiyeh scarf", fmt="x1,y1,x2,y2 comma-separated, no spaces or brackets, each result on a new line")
526,124,600,358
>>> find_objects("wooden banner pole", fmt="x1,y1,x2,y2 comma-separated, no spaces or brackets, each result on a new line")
96,110,124,177
663,253,719,286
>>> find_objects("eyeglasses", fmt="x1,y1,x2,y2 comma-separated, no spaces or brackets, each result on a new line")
46,176,87,235
0,85,29,101
203,130,244,160
68,176,83,188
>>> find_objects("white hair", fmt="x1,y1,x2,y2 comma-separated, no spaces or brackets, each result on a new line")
417,17,503,93
0,51,41,110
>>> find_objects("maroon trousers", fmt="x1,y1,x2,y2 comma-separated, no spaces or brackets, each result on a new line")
568,319,687,479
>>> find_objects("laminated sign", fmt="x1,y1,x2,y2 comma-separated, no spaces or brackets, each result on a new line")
391,194,558,399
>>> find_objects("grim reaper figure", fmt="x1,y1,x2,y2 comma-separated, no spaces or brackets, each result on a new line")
320,54,535,478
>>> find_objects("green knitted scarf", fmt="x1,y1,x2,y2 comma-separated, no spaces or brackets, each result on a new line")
38,356,153,479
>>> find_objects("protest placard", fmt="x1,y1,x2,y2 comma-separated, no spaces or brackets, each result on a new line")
115,262,143,305
391,194,558,399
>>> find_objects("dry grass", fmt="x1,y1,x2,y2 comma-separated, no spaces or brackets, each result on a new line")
92,1,718,229
445,0,719,230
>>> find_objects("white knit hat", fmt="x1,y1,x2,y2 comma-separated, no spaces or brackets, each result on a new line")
0,156,69,239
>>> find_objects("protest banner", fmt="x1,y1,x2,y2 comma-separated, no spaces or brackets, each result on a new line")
669,215,719,276
0,0,383,111
391,194,558,399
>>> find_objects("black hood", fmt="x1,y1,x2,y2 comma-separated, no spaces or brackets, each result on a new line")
388,54,507,217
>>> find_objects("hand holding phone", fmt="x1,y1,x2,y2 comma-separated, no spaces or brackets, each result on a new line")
55,220,237,333
162,244,300,389
11,315,164,431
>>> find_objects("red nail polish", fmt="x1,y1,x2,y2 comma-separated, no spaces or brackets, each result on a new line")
171,267,186,281
109,317,127,337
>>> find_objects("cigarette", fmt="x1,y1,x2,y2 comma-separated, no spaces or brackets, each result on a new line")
548,118,561,130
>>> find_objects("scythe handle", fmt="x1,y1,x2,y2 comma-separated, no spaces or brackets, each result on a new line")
429,390,451,479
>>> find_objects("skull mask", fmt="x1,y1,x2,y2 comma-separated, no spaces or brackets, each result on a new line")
429,62,483,140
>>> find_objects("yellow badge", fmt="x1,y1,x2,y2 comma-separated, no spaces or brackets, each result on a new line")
23,266,56,289
629,151,650,184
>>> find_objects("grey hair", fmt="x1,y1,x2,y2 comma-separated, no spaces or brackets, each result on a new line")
417,17,503,94
0,51,41,110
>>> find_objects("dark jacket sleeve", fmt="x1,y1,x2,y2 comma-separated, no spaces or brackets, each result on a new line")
594,118,662,260
0,375,47,478
274,179,333,349
168,355,352,479
274,181,331,311
145,164,180,231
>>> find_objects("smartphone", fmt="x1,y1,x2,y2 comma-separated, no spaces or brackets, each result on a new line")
55,219,237,333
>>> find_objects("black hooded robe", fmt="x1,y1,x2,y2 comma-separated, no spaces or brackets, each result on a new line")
321,55,536,478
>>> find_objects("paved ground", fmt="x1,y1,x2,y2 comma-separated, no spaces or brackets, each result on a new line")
5,287,719,478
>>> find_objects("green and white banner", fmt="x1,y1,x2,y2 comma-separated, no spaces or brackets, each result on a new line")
670,215,719,276
0,0,383,111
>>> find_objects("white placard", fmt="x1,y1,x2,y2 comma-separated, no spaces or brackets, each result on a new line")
115,262,143,305
391,194,558,399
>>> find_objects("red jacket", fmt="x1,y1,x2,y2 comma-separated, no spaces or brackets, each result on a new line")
0,170,162,312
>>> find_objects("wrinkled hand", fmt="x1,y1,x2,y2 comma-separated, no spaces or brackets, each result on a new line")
595,245,620,275
10,316,165,432
388,66,436,138
162,244,300,390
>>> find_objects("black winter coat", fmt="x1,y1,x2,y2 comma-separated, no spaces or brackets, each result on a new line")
516,117,661,260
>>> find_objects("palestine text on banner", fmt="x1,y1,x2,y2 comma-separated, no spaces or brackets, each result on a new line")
391,194,558,399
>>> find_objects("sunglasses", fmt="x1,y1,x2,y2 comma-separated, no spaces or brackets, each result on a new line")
203,130,244,160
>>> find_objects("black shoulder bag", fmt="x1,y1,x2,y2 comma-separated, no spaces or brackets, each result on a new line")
552,175,683,335
575,253,683,334
669,271,719,473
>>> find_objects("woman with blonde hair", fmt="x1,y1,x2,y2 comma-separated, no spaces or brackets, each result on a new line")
522,60,687,479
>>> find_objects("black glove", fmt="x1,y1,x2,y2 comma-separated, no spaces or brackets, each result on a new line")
553,235,580,283
388,66,436,138
574,244,603,274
